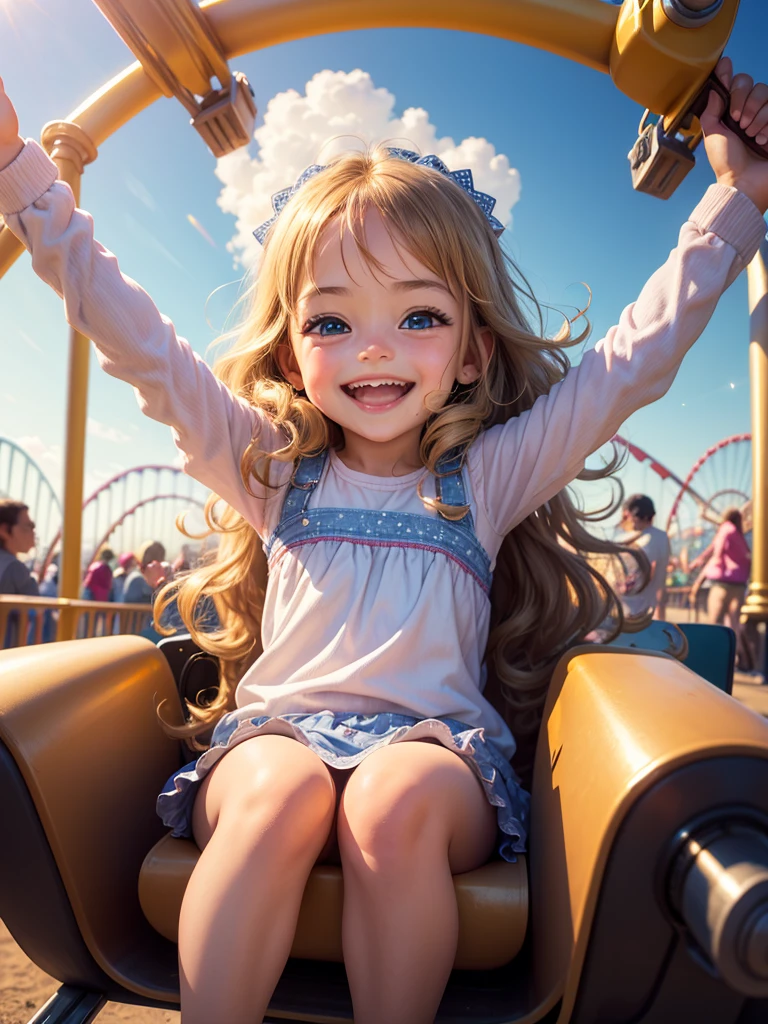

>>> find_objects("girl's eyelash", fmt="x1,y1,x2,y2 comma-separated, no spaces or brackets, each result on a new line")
300,314,345,334
409,306,453,326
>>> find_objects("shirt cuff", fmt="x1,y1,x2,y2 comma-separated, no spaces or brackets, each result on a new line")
690,183,766,267
0,138,59,216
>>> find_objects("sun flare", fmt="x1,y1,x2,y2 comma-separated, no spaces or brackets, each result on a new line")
0,0,39,33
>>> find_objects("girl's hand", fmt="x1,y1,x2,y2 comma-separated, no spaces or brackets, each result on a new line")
0,76,24,169
701,57,768,214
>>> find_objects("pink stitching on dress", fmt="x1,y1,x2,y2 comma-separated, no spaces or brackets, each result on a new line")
270,535,490,594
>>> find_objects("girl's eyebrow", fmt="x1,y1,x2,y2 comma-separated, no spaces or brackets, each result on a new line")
300,278,452,300
393,278,452,295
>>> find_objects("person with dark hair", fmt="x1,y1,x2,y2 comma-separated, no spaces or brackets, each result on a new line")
619,493,671,620
0,498,38,596
689,507,751,633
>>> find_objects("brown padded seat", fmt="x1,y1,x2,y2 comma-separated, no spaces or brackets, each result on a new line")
140,834,528,970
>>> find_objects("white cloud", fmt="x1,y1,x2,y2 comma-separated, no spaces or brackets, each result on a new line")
10,434,103,506
13,434,62,472
87,417,132,444
215,69,521,268
8,436,63,527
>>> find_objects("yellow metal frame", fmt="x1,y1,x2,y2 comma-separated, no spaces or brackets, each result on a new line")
0,0,744,280
4,0,765,628
745,241,768,624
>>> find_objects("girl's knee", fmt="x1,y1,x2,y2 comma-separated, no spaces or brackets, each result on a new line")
195,737,336,851
338,758,446,870
235,764,335,833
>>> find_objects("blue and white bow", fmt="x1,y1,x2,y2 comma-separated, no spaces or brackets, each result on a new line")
252,147,505,245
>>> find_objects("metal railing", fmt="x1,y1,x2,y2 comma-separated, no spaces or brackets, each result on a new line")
665,585,705,620
0,595,154,648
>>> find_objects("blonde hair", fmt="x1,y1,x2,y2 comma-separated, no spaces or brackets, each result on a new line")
155,147,643,769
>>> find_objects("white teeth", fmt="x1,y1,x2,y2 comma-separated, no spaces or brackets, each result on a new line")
346,379,407,389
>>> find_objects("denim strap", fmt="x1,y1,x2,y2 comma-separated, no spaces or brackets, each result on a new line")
269,447,490,591
279,447,472,527
279,451,328,522
435,449,473,529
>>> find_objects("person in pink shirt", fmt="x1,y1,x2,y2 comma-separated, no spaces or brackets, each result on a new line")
2,57,768,1024
689,508,751,633
81,545,115,602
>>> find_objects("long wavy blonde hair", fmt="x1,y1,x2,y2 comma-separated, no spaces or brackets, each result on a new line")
155,147,644,770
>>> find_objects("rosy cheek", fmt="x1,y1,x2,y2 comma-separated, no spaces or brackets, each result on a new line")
300,356,335,407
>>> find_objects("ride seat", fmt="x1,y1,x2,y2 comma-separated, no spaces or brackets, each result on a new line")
139,834,529,970
5,635,768,1021
142,635,530,970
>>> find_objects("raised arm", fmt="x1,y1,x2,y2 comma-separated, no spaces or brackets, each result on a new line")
473,185,765,537
473,58,768,539
0,112,285,532
689,540,716,572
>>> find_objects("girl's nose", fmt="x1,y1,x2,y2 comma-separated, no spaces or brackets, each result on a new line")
357,339,394,362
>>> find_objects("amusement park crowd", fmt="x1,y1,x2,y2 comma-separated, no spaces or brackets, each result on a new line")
0,493,757,658
0,498,195,640
80,539,188,604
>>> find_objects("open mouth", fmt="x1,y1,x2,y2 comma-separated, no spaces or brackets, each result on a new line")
341,379,415,407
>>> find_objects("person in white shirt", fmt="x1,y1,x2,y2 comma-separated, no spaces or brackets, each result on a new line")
620,494,671,621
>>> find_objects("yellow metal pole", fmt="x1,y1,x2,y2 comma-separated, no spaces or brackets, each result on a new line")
0,222,23,277
38,123,99,640
0,0,744,283
743,240,768,632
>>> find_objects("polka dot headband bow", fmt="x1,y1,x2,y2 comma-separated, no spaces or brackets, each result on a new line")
252,148,505,245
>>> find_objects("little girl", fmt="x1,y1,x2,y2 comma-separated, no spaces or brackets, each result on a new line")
1,58,768,1024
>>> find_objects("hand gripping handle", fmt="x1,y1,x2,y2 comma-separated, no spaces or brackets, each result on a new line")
689,72,768,161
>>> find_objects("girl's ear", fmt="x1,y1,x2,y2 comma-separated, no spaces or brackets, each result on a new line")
457,328,494,384
276,342,305,390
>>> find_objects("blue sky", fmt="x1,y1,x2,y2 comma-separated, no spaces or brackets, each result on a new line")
1,0,766,552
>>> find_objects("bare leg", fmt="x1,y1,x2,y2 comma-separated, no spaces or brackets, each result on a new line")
727,587,747,664
178,734,336,1024
338,741,497,1024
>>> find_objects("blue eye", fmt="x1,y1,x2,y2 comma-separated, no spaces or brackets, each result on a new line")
400,309,451,331
304,316,350,337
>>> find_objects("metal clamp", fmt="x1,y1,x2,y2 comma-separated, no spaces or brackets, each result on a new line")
90,0,256,156
628,115,697,200
629,70,768,200
192,72,257,158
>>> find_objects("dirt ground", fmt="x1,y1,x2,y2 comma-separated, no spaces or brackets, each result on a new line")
0,917,180,1023
2,671,766,1023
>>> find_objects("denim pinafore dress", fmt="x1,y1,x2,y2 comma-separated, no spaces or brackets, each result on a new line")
157,449,530,858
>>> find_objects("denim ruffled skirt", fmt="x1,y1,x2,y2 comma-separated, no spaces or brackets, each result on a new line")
157,710,530,860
